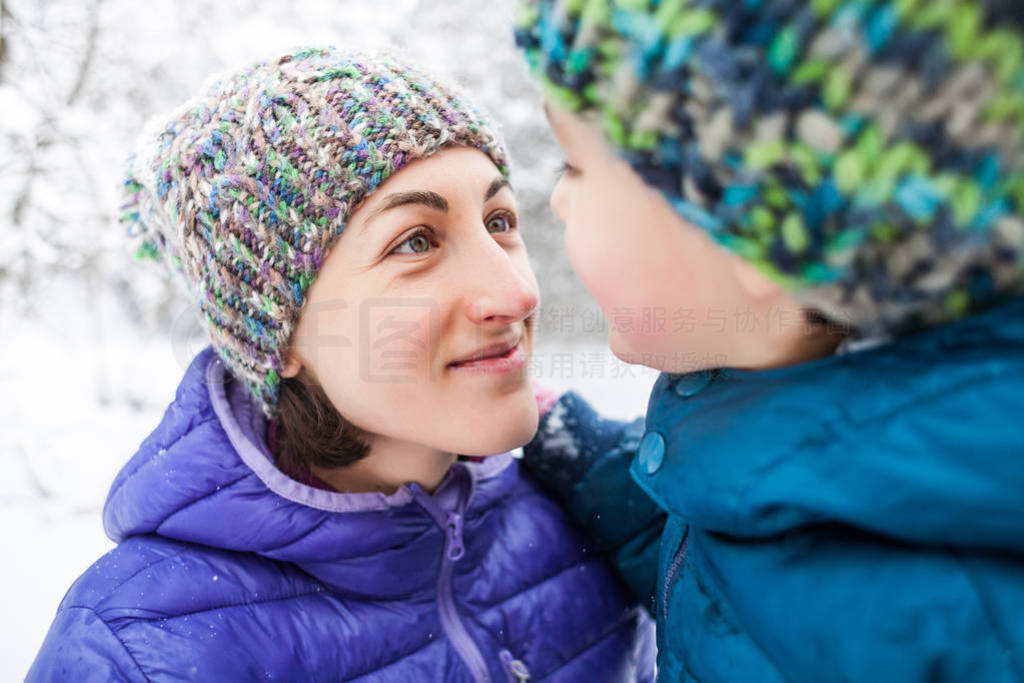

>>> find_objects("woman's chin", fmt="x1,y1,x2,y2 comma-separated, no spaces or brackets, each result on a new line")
452,401,539,457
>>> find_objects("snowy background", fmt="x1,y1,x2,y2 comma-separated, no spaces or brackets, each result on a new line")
0,1,657,678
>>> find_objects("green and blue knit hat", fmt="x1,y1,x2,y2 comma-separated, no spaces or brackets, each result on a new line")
121,47,509,418
515,0,1024,337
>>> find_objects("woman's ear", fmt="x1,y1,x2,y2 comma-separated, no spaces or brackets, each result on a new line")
730,254,782,301
281,353,302,379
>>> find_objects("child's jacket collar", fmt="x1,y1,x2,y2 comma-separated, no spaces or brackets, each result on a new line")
632,296,1024,553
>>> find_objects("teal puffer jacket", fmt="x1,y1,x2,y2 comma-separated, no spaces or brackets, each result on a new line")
524,297,1024,682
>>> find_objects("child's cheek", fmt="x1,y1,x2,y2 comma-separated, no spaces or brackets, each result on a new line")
564,213,618,312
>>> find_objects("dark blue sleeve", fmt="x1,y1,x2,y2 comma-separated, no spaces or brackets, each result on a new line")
26,606,145,682
522,391,666,612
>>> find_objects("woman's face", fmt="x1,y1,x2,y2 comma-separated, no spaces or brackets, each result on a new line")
283,147,540,457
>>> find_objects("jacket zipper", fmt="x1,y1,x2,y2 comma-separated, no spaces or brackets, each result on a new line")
499,648,531,682
412,468,492,683
661,527,689,621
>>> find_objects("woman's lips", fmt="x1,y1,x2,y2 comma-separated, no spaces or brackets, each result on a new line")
448,341,527,374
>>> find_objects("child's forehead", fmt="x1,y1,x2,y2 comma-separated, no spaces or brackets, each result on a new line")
546,102,620,162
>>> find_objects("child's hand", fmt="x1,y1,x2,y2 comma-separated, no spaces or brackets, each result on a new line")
532,380,560,420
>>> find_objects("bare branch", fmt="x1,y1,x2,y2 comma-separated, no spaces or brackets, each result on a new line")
0,0,10,83
66,0,103,106
10,126,52,226
15,444,56,501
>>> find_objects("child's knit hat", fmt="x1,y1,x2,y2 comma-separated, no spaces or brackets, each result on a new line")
515,0,1024,338
122,47,508,418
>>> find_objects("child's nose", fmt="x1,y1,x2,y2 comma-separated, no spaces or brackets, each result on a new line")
549,175,569,222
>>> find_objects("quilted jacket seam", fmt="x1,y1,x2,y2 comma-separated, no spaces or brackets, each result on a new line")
108,587,328,623
532,604,645,680
152,471,253,531
61,606,151,683
106,416,219,502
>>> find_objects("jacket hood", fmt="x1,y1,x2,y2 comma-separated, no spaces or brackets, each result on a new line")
103,344,515,597
635,296,1024,553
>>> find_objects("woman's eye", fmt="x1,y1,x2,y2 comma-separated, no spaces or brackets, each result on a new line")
486,213,514,234
390,230,434,255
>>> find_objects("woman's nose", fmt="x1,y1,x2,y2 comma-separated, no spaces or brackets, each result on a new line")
459,239,539,326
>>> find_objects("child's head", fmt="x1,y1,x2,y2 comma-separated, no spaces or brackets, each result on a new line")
516,0,1024,370
544,100,827,370
123,47,539,478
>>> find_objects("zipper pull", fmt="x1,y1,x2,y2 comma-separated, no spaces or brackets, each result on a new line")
445,511,465,561
499,649,530,682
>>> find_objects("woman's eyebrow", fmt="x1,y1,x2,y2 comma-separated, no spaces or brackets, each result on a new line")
373,191,449,217
485,177,511,201
358,191,448,236
362,179,510,234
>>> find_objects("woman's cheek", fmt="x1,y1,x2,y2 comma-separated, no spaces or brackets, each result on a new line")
361,305,437,385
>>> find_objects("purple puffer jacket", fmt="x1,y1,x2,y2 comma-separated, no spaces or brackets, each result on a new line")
27,346,655,682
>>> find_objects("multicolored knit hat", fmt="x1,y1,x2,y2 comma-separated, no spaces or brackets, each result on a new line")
121,46,509,418
515,0,1024,338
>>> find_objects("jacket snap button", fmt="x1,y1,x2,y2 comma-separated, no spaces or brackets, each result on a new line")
638,431,666,475
673,370,715,397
